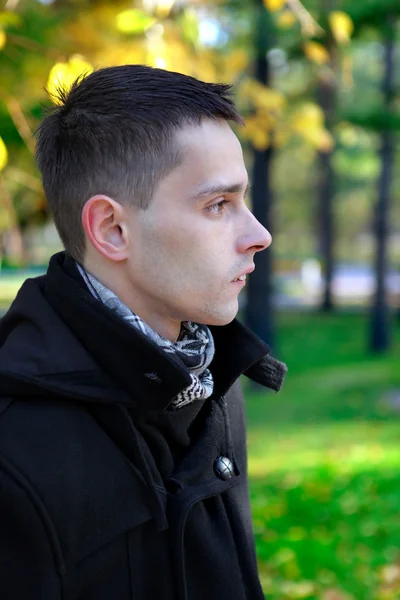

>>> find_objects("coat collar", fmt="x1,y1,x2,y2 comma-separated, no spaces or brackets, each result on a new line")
29,252,286,410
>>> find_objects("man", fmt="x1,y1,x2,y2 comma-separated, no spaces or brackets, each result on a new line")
0,65,286,599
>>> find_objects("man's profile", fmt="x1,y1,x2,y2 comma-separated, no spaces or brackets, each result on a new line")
0,65,286,599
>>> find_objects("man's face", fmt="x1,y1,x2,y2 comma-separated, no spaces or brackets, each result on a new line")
124,119,271,333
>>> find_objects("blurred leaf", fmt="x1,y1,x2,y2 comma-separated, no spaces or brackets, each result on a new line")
281,580,314,597
271,547,296,566
292,103,334,152
225,48,249,75
263,0,286,12
380,564,400,585
0,10,22,28
47,55,93,105
115,9,156,35
304,41,330,65
240,79,286,111
0,136,8,172
0,30,6,50
329,11,354,45
179,8,199,45
277,10,297,29
321,589,354,600
250,127,271,150
238,79,286,151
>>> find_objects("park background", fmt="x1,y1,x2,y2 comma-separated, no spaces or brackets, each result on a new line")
0,0,399,598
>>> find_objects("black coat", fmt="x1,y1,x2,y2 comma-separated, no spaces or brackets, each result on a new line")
0,252,286,600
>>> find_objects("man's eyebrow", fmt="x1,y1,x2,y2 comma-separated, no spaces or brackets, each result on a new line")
190,180,251,201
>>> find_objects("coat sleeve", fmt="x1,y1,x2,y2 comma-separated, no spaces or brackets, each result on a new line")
0,465,63,599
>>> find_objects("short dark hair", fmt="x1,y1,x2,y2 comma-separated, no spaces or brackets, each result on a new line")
35,64,243,262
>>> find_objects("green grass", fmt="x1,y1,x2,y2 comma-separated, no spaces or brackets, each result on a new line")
245,312,400,600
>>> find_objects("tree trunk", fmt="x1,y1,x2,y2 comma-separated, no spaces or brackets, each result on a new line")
245,0,275,348
316,10,336,312
317,82,335,312
247,145,275,347
369,21,395,353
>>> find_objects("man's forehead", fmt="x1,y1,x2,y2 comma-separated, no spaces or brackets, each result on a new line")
175,122,245,170
175,118,242,153
160,120,247,197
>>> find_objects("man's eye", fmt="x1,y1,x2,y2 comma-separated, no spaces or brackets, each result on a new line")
207,200,229,215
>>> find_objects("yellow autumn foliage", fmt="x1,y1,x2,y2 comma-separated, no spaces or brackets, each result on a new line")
96,41,147,69
240,113,274,150
240,79,286,113
251,129,270,151
263,0,286,12
244,125,271,151
292,103,334,152
0,136,7,171
0,30,6,50
116,9,156,34
222,49,249,78
277,11,296,29
65,6,117,54
329,11,354,45
304,41,330,65
47,55,93,105
5,1,334,172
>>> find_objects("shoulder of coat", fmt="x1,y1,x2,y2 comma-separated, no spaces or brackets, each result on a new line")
0,397,152,569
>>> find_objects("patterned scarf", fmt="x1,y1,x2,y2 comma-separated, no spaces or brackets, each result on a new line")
76,263,215,409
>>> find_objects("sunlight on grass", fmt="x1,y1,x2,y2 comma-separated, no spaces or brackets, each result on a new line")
245,312,400,600
248,423,400,476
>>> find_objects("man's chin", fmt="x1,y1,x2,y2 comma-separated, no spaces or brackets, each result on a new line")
194,303,239,327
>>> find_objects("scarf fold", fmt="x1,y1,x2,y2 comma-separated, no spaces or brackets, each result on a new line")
76,263,215,409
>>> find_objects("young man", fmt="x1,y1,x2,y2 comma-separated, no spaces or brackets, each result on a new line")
0,65,286,599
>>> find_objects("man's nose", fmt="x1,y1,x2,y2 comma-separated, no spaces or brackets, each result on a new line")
236,210,272,254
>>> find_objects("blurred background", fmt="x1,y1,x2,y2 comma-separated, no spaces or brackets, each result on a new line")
0,0,399,598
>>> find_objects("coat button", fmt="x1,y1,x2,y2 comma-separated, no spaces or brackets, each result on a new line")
144,372,163,385
214,456,234,481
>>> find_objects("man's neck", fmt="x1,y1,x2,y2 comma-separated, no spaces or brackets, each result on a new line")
80,258,182,342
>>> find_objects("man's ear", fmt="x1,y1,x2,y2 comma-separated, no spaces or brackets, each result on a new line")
82,195,130,262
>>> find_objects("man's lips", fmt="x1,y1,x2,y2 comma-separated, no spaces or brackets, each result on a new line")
231,265,255,283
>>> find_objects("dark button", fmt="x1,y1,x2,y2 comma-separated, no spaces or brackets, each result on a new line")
144,372,163,385
214,456,234,481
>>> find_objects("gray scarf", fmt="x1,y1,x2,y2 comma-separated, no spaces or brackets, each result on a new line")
76,263,215,409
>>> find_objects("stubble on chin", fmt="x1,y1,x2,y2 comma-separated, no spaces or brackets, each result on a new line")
197,296,239,327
